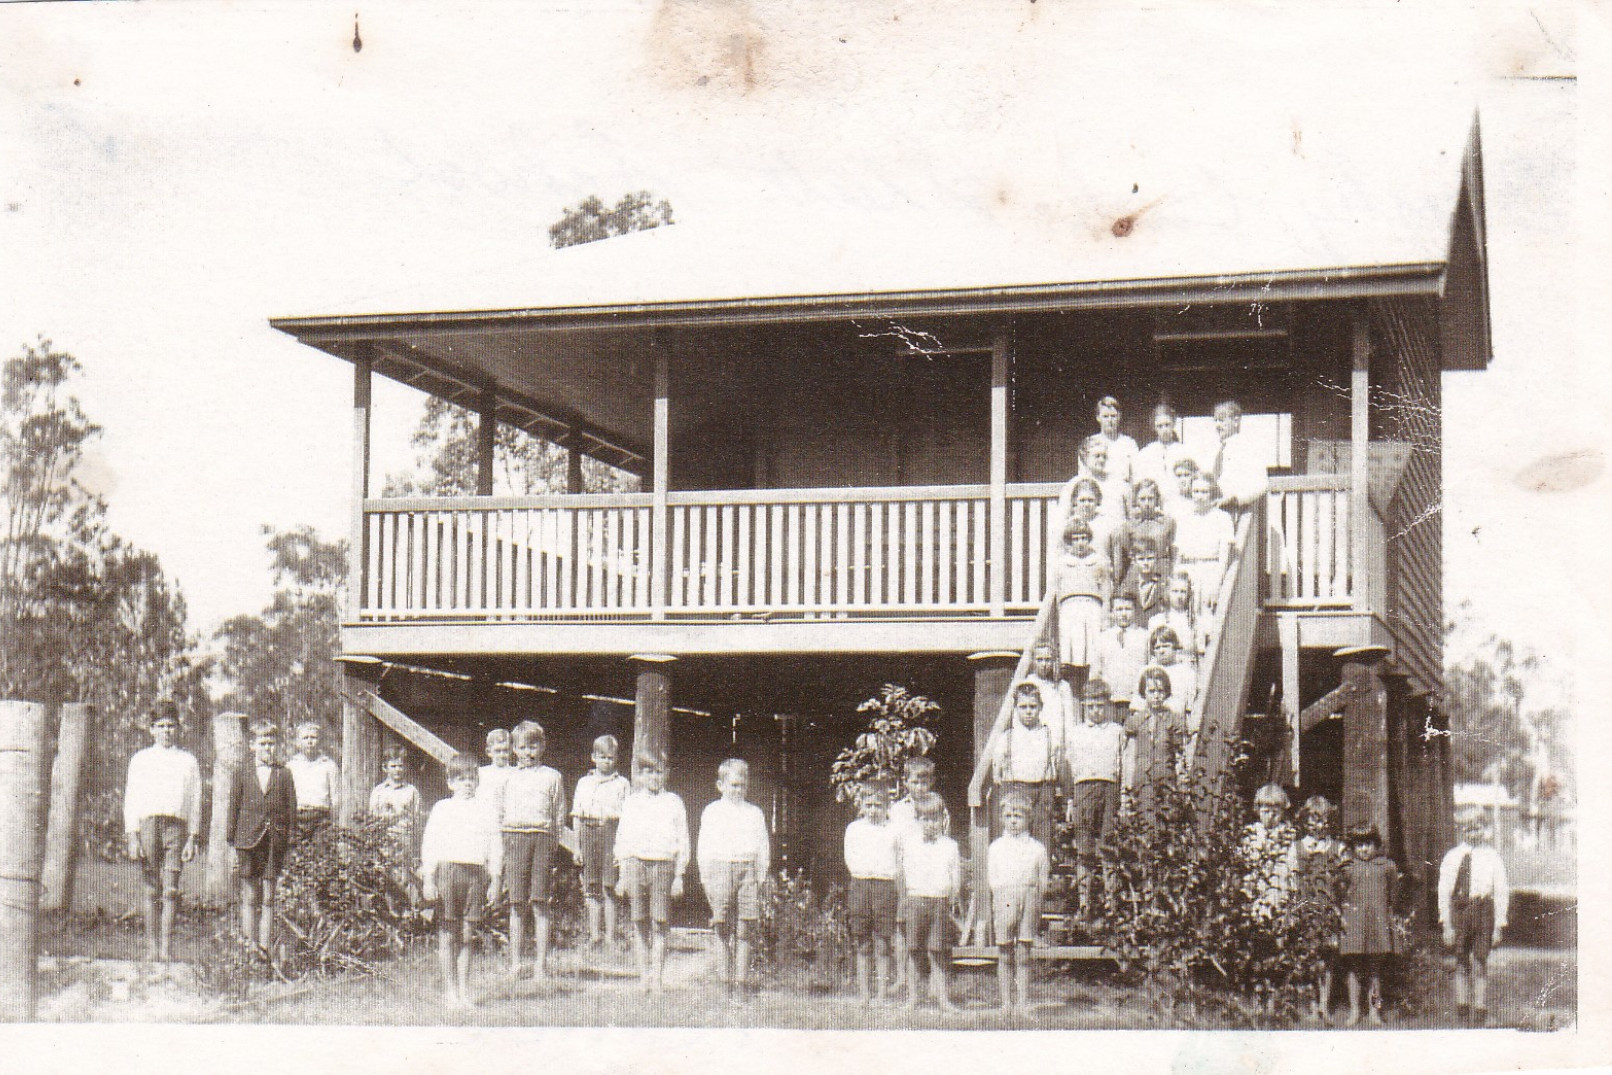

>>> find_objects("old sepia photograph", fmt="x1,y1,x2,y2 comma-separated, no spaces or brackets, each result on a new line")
0,1,1597,1067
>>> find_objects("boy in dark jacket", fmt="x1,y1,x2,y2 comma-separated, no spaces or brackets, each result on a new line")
225,719,298,952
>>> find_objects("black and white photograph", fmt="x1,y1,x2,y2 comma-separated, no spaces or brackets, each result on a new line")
0,1,1598,1067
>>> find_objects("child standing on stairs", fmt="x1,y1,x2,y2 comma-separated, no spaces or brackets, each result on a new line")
990,788,1051,1016
1053,518,1112,698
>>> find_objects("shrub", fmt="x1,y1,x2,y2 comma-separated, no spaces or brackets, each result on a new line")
1059,778,1347,1027
273,816,428,978
753,870,853,992
828,685,941,803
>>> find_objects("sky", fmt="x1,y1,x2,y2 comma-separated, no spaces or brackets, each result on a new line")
0,0,1597,718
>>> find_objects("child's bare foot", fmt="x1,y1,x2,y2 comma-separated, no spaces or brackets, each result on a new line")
1345,1009,1361,1027
937,999,959,1014
1367,1007,1384,1026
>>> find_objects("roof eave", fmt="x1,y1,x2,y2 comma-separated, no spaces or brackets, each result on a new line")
270,262,1448,343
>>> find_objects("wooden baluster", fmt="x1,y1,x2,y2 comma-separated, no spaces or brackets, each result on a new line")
870,502,886,606
972,499,987,607
1317,489,1336,601
802,502,818,610
903,501,918,606
769,503,785,608
835,502,850,611
1282,489,1300,601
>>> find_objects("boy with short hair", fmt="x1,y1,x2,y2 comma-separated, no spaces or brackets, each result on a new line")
990,682,1061,848
1439,810,1510,1027
613,757,690,992
1022,642,1075,742
1095,593,1150,713
697,758,772,1002
370,745,424,857
479,727,514,803
495,720,566,982
224,719,297,954
123,701,202,962
572,734,631,949
420,753,503,1010
1064,678,1126,925
1117,537,1169,642
889,753,941,994
896,793,961,1013
286,720,341,839
844,781,900,1003
990,789,1051,1015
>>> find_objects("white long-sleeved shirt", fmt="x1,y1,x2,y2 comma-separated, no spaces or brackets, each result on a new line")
697,798,771,875
897,831,961,899
1065,720,1127,784
287,753,341,812
419,795,502,875
992,721,1058,784
1213,430,1270,508
1096,625,1152,702
495,765,566,831
988,831,1051,892
1438,843,1511,930
123,745,202,832
572,771,631,821
843,817,901,880
613,789,690,873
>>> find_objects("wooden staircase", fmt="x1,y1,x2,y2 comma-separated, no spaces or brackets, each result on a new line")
956,511,1261,960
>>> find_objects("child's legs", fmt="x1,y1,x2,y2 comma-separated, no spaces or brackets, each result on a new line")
437,926,460,997
239,872,261,938
457,920,477,1000
528,833,555,973
733,864,760,986
1015,941,1032,1006
258,876,278,948
706,861,737,979
996,944,1015,1005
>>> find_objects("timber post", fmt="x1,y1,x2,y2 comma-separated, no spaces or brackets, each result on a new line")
964,651,1018,946
40,702,91,913
205,711,248,904
0,701,49,1021
340,663,385,826
630,655,675,778
1339,649,1392,840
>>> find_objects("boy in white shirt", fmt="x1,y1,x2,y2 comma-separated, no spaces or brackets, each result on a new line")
478,727,515,805
420,753,503,1010
844,782,900,1003
123,702,202,961
990,683,1061,848
286,720,341,839
495,720,567,982
572,734,631,949
897,793,961,1013
1095,593,1150,714
1439,811,1511,1027
989,789,1051,1015
889,754,942,995
697,758,772,1002
613,758,690,992
1064,678,1127,925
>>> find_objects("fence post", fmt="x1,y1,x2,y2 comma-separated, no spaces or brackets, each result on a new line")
0,700,50,1021
40,703,91,913
206,712,248,905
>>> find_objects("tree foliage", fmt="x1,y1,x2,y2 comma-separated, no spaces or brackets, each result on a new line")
1072,779,1350,1027
0,339,208,805
384,192,671,499
1446,628,1573,809
547,190,674,250
828,684,940,803
213,524,346,741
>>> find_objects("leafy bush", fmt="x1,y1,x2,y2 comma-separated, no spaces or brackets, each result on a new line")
828,685,941,803
1060,779,1347,1027
273,816,428,978
753,870,853,992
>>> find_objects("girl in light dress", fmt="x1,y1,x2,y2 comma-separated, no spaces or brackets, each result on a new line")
1148,570,1205,668
1053,520,1112,694
1173,473,1234,626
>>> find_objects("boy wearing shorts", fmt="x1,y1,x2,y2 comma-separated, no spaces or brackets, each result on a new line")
494,720,566,982
896,793,960,1013
123,701,202,961
1065,678,1126,925
613,758,690,992
224,719,297,953
697,758,771,1002
1439,810,1510,1027
287,720,341,839
420,753,502,1010
889,754,941,995
844,782,900,1003
990,789,1051,1014
572,734,630,949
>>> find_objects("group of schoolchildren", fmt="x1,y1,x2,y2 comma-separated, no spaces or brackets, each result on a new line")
1238,785,1511,1027
1049,396,1265,731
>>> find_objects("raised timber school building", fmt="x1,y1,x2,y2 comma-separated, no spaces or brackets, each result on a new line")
271,114,1491,933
